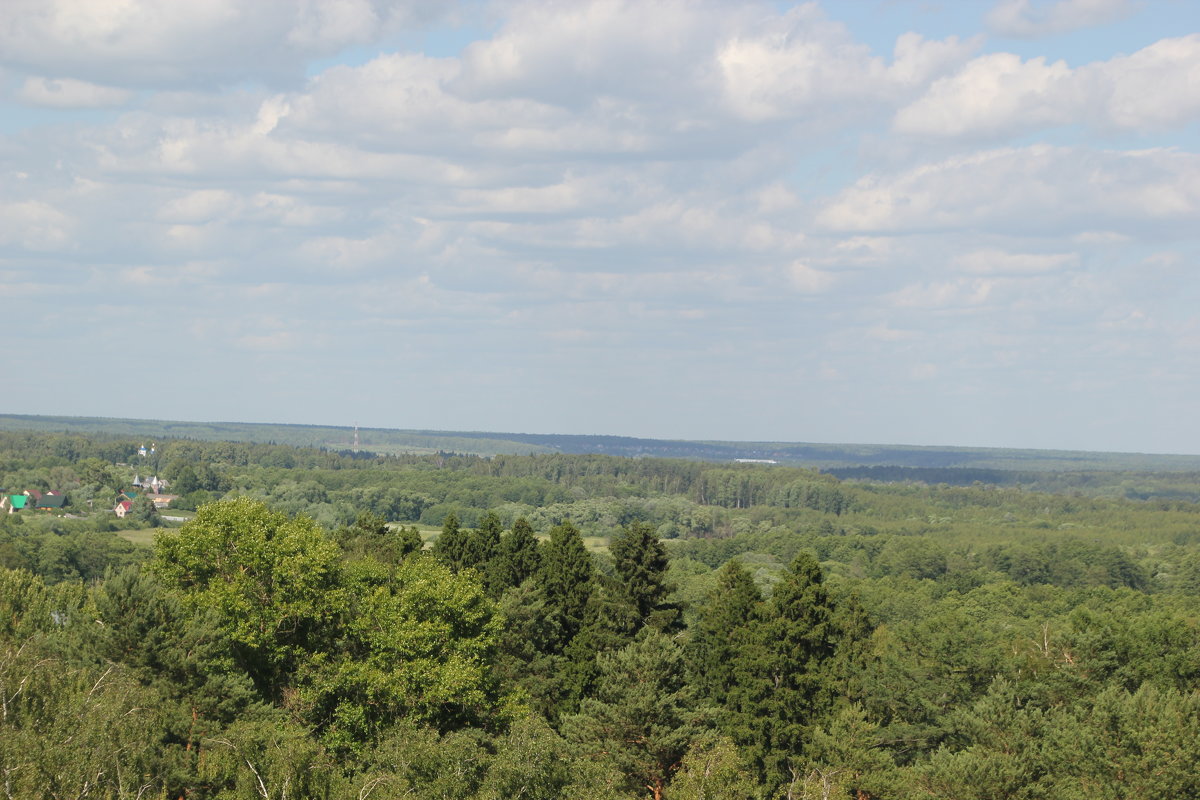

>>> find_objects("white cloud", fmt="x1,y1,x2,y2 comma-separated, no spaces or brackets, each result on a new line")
717,8,976,122
955,249,1079,275
238,330,301,352
156,190,239,224
818,145,1200,234
888,32,984,87
117,261,225,287
0,0,1197,452
865,324,916,342
894,53,1074,137
1098,35,1200,130
0,0,440,88
152,188,342,228
17,76,132,108
894,35,1200,138
0,201,72,251
1072,230,1130,244
454,0,725,108
890,278,996,309
910,362,939,379
787,262,836,293
987,0,1134,38
447,0,975,130
717,5,884,122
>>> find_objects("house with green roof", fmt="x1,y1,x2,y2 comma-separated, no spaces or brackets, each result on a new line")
34,494,66,510
2,495,28,513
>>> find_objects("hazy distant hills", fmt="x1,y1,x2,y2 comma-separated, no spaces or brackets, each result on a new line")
4,413,1200,474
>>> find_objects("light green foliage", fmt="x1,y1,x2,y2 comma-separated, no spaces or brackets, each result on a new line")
301,555,505,749
196,716,338,800
151,497,346,693
337,511,422,564
914,680,1200,800
667,732,760,800
0,646,171,800
476,715,576,800
129,493,162,527
77,456,124,492
88,564,260,726
349,721,490,799
914,680,1052,800
349,717,632,800
1053,684,1200,799
797,704,899,800
0,568,87,639
153,499,506,752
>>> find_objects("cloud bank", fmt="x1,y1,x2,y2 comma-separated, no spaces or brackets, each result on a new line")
1,0,1197,453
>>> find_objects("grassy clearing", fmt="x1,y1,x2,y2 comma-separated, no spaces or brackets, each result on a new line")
116,528,158,547
581,535,610,554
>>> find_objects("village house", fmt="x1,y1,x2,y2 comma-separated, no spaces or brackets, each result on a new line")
1,491,65,513
35,493,66,510
150,494,178,509
1,495,28,514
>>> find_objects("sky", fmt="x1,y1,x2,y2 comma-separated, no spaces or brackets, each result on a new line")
1,0,1198,454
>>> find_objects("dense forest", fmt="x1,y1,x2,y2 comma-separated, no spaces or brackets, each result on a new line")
3,429,1200,798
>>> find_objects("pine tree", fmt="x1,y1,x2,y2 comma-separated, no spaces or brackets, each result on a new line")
828,590,875,704
433,511,468,572
564,631,712,800
560,575,642,710
610,520,677,629
395,525,424,559
491,517,542,592
465,511,503,572
755,551,839,791
687,559,764,708
537,520,594,650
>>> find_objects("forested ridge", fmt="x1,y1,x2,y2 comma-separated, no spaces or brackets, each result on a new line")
3,429,1200,798
8,412,1200,475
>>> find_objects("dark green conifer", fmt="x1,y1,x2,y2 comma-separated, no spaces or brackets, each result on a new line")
537,520,594,649
433,511,468,572
560,576,642,710
491,517,542,592
609,520,676,629
464,510,503,572
687,559,763,707
753,551,839,790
